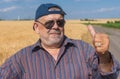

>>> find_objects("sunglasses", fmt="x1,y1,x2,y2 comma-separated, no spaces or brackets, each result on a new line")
36,19,65,29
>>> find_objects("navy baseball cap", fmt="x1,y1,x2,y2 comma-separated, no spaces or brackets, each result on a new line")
35,3,66,20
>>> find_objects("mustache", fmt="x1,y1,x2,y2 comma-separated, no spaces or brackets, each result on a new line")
49,30,61,34
49,30,61,33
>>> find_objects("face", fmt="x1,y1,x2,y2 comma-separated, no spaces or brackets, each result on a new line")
34,14,65,48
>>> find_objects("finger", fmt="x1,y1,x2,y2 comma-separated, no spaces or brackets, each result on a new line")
94,35,102,43
95,42,102,47
87,25,96,39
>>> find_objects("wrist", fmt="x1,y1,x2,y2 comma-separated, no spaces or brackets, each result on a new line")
98,51,112,64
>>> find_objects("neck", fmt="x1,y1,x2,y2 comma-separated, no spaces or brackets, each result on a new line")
41,43,61,61
41,42,61,49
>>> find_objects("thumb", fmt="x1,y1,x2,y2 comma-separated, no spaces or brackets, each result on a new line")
87,25,96,39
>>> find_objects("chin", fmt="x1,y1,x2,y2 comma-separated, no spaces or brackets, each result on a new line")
48,37,63,45
50,39,61,44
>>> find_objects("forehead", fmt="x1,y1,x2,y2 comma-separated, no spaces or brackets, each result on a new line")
39,14,64,21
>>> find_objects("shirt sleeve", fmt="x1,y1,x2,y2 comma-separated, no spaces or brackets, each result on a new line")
89,49,120,79
97,54,120,79
0,58,18,79
84,42,120,79
0,52,24,79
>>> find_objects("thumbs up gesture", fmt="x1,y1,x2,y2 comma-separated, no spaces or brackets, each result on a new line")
87,25,109,55
87,25,113,72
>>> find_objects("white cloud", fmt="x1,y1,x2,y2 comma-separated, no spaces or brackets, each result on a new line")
74,0,99,2
96,7,119,13
0,6,17,12
3,0,34,2
3,0,17,2
83,7,120,14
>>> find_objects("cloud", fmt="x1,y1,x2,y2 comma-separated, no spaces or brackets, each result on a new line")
74,0,99,2
96,7,119,13
0,6,17,12
1,0,34,3
79,7,120,14
3,0,17,2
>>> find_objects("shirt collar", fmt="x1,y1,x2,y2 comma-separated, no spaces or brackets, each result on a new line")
32,36,76,52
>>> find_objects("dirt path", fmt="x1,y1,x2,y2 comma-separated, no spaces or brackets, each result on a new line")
92,25,120,78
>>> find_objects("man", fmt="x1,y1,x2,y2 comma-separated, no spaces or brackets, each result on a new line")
0,3,120,79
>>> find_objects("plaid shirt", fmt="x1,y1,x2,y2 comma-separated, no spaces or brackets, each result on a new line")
0,36,120,79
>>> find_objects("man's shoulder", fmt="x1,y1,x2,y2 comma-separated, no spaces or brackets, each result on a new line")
67,38,94,51
15,39,40,55
16,44,35,55
8,41,38,60
68,38,90,46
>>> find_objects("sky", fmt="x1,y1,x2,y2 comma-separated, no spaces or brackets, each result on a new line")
0,0,120,20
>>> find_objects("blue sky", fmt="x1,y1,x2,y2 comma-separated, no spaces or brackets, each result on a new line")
0,0,120,20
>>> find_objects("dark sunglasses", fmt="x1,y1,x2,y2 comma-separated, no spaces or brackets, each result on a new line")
35,19,65,29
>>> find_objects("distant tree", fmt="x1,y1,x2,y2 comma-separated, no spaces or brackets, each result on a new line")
107,21,113,24
80,18,95,21
0,19,4,21
114,20,120,23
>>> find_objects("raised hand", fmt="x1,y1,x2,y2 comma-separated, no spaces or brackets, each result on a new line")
87,25,110,55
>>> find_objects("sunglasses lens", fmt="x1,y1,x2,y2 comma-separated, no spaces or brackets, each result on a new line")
44,20,54,29
57,19,65,27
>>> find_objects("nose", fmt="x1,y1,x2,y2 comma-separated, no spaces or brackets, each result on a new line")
52,21,59,29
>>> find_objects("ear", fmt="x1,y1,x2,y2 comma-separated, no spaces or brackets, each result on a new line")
33,22,40,34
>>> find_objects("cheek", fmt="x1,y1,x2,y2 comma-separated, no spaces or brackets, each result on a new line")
60,27,64,33
39,30,48,36
38,27,48,36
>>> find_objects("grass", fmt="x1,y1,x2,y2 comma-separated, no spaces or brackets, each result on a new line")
84,22,120,29
87,23,120,29
81,18,120,29
101,23,120,29
0,20,92,65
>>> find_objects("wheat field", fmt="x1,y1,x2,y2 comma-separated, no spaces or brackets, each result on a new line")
0,20,93,65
